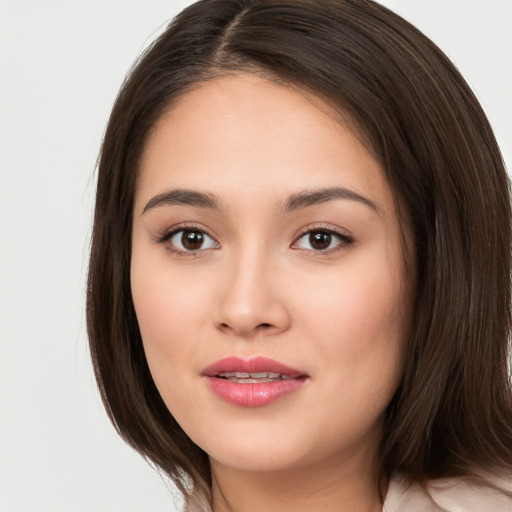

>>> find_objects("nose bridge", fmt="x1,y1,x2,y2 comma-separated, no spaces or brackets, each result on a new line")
215,240,289,336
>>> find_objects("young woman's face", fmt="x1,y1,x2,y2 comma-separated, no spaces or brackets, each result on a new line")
131,74,413,474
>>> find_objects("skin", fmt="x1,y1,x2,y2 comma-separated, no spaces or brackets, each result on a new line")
131,73,413,512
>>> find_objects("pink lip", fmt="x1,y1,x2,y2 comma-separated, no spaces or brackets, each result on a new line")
202,356,308,407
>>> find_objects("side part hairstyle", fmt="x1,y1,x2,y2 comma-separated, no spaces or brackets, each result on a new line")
87,0,512,502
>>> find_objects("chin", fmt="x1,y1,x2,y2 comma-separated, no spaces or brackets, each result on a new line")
208,444,307,473
190,422,312,472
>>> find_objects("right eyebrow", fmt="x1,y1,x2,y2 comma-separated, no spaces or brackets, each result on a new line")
142,189,222,214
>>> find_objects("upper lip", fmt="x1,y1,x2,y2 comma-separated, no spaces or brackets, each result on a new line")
202,356,308,377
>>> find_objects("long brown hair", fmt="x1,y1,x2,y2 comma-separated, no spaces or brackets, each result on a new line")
87,0,512,502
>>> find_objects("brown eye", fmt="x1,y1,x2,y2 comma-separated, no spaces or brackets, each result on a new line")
309,231,332,250
292,228,352,252
181,230,204,250
166,229,218,253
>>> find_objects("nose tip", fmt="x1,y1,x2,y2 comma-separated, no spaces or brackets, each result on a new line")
213,264,291,338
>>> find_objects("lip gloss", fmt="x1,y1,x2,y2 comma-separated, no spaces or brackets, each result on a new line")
202,356,308,407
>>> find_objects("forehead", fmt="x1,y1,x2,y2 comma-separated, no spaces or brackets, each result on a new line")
136,73,393,215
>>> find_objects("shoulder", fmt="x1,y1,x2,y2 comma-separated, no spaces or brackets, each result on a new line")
385,472,512,512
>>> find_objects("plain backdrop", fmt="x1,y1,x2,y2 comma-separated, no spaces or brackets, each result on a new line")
0,1,511,511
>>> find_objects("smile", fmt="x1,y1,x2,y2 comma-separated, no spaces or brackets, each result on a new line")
202,357,309,407
217,372,295,382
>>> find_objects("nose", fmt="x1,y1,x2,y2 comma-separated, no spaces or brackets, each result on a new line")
213,250,291,338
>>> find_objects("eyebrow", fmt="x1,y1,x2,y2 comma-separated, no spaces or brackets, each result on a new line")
142,189,221,214
282,187,379,213
142,186,379,215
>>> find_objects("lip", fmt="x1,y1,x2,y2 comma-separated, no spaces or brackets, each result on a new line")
202,356,309,407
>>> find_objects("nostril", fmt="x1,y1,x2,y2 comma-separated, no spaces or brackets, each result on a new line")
218,322,273,332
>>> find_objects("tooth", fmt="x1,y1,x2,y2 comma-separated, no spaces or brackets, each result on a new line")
268,372,280,378
250,372,268,378
227,377,282,383
235,372,250,378
281,375,292,380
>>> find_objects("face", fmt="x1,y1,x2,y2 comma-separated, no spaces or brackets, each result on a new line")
131,74,412,475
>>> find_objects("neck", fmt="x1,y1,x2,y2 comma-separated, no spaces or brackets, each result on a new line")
210,450,385,512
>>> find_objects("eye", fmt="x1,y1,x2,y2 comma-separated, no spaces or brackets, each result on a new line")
292,228,353,252
160,228,219,253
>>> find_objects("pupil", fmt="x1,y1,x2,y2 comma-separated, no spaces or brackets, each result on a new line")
310,231,331,250
182,230,203,250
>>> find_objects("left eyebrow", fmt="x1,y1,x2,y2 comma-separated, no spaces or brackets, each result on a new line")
282,187,379,214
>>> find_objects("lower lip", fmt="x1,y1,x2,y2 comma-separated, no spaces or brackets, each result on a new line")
205,376,307,407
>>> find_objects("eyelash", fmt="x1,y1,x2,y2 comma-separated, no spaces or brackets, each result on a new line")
155,224,354,257
156,223,219,257
292,225,354,254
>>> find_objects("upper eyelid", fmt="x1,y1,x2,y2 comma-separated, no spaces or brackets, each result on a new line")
294,224,353,240
156,223,218,243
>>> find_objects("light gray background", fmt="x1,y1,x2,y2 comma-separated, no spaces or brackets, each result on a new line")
0,1,511,511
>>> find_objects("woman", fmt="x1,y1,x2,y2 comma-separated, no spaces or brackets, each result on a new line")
87,1,512,510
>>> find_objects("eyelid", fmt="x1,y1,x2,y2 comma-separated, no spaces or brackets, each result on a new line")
291,224,354,253
155,223,220,255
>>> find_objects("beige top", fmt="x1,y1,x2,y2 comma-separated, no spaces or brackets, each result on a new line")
186,473,512,512
385,473,512,512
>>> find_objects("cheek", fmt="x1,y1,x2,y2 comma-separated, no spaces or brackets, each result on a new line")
130,251,211,395
300,250,408,405
131,236,214,334
304,252,406,347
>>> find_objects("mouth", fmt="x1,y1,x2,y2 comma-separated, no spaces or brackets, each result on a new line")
202,355,307,380
202,356,309,407
215,371,298,383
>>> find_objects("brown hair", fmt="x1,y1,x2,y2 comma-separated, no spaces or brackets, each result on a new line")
87,0,512,503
